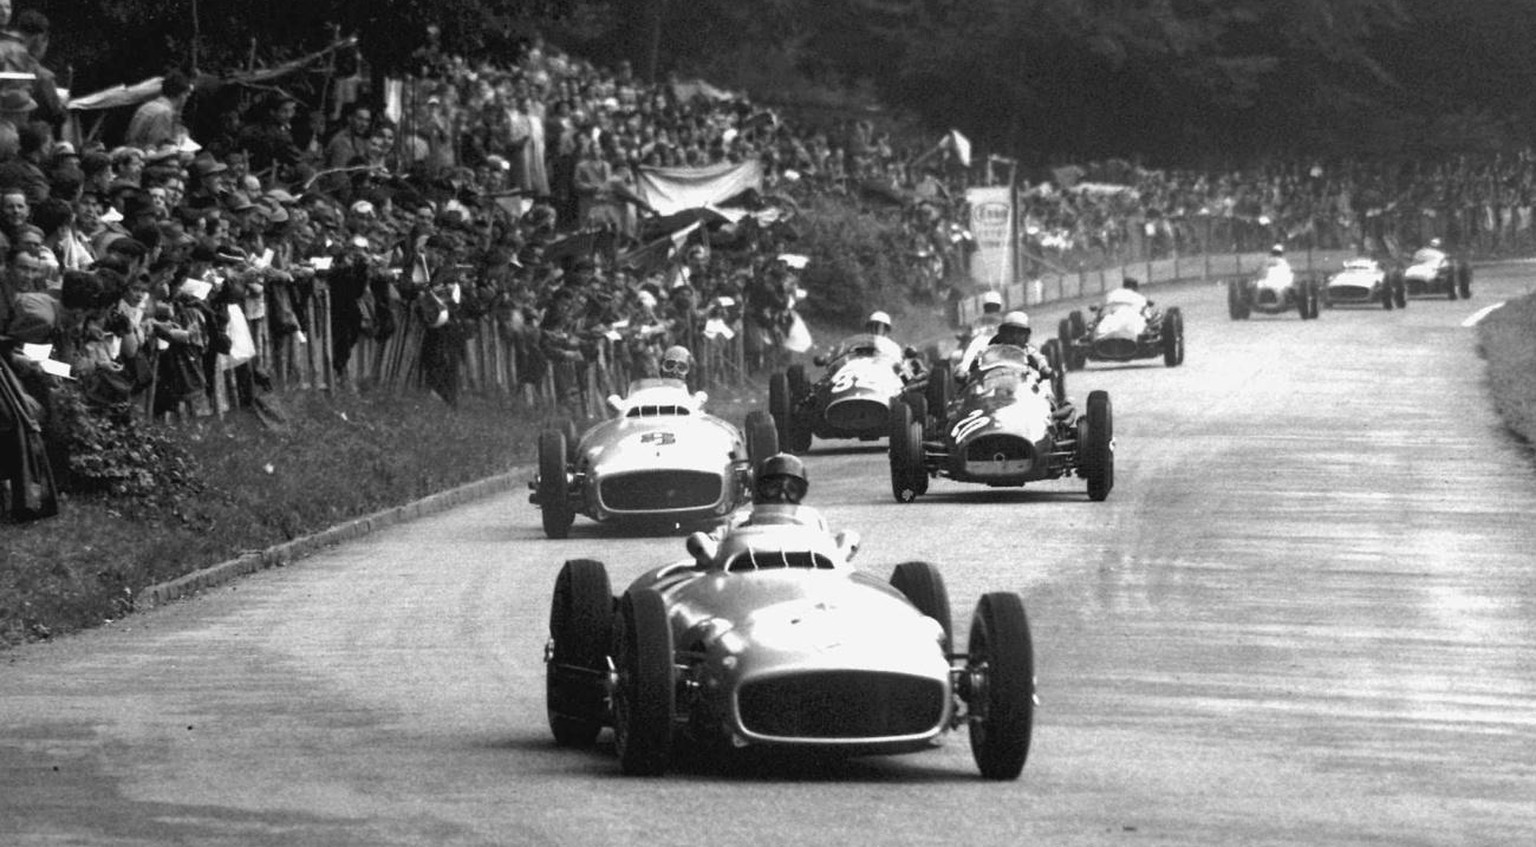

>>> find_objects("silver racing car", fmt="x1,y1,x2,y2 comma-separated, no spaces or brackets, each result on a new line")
543,512,1037,779
530,378,778,538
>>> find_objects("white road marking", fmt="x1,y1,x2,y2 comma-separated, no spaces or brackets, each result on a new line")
1461,302,1507,327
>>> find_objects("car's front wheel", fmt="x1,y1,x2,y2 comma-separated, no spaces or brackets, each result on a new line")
613,588,675,776
547,559,613,746
538,430,575,539
966,592,1035,780
891,561,952,653
888,401,926,503
744,410,779,469
1161,308,1184,367
1082,390,1114,501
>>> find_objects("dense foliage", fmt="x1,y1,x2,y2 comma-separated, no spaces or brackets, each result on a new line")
38,1,1536,166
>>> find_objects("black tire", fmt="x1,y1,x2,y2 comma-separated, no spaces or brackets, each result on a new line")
561,419,580,463
1446,271,1458,301
547,559,613,746
1457,263,1472,299
1067,310,1086,340
1296,282,1311,319
1394,276,1408,309
787,363,810,400
768,372,800,454
966,592,1035,780
923,344,944,370
926,363,953,415
613,588,675,776
1380,281,1394,310
1057,318,1080,371
888,401,926,503
1161,308,1184,367
538,430,575,539
904,392,929,430
1040,339,1064,376
891,561,952,653
1082,390,1113,502
1306,282,1321,319
744,410,778,469
1227,280,1249,320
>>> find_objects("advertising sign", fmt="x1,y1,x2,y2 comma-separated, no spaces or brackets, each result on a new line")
967,186,1014,288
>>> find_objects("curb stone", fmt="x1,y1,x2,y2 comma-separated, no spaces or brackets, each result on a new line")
136,470,525,610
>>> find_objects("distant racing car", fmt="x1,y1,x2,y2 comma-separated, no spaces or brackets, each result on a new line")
530,378,778,538
890,344,1114,502
1057,289,1184,369
1322,257,1407,310
1228,261,1321,320
1402,243,1472,300
769,333,922,453
542,515,1037,778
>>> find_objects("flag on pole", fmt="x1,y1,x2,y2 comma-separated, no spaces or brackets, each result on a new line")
946,129,973,168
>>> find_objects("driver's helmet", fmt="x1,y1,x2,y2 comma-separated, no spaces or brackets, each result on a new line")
1122,277,1141,291
991,310,1032,347
864,310,893,337
660,345,692,379
981,291,1003,314
1270,243,1285,256
1428,237,1442,249
754,453,808,505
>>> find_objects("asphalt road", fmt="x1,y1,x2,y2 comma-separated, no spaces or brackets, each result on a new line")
4,264,1535,847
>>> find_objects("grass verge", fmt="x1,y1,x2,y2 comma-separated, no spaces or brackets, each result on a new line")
1478,292,1536,447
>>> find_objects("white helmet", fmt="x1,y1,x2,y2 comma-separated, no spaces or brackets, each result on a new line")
1270,243,1285,256
993,311,1032,346
1000,310,1029,330
865,310,892,336
1428,237,1442,248
981,291,1003,312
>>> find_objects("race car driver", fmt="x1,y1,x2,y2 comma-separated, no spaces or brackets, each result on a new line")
1413,237,1447,266
863,309,929,382
659,344,692,383
1102,276,1149,312
986,311,1055,378
706,453,830,538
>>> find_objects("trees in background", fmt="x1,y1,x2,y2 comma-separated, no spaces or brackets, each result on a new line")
38,0,1536,166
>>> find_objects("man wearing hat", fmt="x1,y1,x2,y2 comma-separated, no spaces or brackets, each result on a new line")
126,70,192,150
184,153,229,210
0,11,61,127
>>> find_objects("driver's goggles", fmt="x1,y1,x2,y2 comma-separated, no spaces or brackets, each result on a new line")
756,476,807,501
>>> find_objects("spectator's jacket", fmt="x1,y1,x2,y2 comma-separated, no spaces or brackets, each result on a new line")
0,30,63,126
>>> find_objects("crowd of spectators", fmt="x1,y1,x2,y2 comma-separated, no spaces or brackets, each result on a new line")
4,5,1536,522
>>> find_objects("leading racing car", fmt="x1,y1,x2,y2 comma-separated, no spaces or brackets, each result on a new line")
891,344,1114,502
542,515,1037,779
530,377,778,538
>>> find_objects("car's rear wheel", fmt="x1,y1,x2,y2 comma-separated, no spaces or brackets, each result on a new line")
744,410,779,469
768,371,805,454
888,401,926,503
926,362,952,416
1082,390,1113,502
1056,318,1080,371
891,561,952,653
1067,310,1086,341
1393,275,1408,308
1380,281,1395,310
1161,308,1184,367
1040,338,1063,375
787,363,810,401
966,592,1035,780
547,559,613,746
561,418,580,462
1227,280,1250,320
538,430,575,539
1457,263,1472,299
1446,271,1459,301
613,588,674,776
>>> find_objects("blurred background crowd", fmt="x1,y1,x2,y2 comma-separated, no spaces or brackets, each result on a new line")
5,4,1535,520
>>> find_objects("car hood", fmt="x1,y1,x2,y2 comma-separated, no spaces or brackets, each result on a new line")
667,570,948,673
579,414,741,474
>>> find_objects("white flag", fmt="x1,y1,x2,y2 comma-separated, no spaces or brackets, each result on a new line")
947,129,973,168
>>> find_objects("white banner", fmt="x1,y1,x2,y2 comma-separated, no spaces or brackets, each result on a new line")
636,160,764,216
967,186,1014,289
